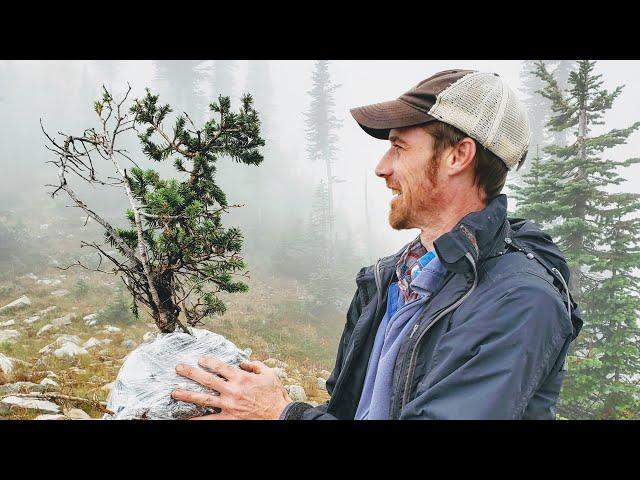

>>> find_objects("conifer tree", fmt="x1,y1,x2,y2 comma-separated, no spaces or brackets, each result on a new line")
517,60,640,419
304,60,342,241
43,86,264,333
519,61,552,168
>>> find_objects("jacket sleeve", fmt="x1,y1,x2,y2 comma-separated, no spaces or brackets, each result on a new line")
400,277,574,420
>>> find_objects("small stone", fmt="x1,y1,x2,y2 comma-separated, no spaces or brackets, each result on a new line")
317,377,327,390
39,377,59,389
0,396,60,413
285,384,307,402
103,325,121,333
83,337,102,349
50,289,69,297
53,342,89,358
83,313,99,325
46,371,59,380
64,408,92,420
0,353,13,374
55,334,82,346
24,315,41,324
0,319,16,327
0,329,21,343
264,358,289,369
100,338,112,345
37,324,55,336
0,381,46,395
37,306,57,316
39,343,55,355
35,414,67,420
273,367,288,380
0,295,32,313
52,313,76,327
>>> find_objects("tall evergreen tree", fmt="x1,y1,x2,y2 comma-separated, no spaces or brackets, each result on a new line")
304,60,342,242
519,61,553,169
516,60,640,419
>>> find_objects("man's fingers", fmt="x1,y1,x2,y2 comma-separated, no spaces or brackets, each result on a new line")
175,363,230,394
171,389,223,409
198,356,239,380
239,360,266,374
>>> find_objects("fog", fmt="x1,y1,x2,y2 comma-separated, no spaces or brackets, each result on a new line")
1,60,639,264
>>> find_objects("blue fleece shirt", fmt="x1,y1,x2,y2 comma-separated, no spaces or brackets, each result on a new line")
355,250,447,420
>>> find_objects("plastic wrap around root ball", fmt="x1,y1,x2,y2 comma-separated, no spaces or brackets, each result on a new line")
103,328,250,419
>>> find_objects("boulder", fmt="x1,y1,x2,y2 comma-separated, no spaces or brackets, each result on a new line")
0,295,31,313
50,289,69,297
53,342,89,358
0,329,20,343
0,353,13,375
24,315,41,325
0,319,16,327
0,396,60,414
285,384,307,402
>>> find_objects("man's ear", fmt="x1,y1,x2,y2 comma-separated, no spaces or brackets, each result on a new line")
446,137,476,176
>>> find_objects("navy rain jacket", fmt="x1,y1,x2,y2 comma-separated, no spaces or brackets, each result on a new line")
282,195,583,420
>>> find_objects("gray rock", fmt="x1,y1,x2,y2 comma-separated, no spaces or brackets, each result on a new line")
64,408,92,420
37,306,57,316
39,377,59,390
0,381,46,395
317,377,327,390
83,313,99,326
83,337,102,349
0,329,20,343
0,295,32,313
55,334,82,346
0,396,60,413
52,313,75,327
53,342,89,358
50,289,69,297
37,324,55,336
285,384,307,402
35,414,67,420
103,325,121,334
38,343,55,356
264,358,289,369
0,353,13,374
0,319,16,327
24,315,41,324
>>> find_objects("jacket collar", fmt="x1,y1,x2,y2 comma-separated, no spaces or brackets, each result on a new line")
433,194,508,274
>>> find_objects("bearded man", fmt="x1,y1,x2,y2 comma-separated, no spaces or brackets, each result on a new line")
171,69,583,420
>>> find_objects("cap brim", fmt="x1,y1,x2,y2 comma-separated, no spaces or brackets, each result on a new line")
350,99,436,140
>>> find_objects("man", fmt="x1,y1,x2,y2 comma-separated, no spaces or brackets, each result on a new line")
171,69,583,420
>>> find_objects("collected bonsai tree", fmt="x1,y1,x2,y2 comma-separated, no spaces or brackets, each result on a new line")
42,85,265,418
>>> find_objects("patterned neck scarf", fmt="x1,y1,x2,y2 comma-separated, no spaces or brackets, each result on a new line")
395,236,430,303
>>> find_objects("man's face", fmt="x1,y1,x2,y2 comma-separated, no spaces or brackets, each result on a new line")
375,125,446,230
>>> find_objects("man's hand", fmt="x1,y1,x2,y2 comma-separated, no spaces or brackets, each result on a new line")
171,357,293,420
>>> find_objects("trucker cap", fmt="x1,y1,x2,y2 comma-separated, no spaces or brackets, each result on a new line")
350,69,531,170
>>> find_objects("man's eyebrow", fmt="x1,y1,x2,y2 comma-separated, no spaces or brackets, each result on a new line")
389,134,407,145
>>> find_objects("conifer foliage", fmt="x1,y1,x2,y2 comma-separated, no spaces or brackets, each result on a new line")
515,60,640,418
43,85,265,334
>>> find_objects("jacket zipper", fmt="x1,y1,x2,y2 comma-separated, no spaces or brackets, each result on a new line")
398,252,479,413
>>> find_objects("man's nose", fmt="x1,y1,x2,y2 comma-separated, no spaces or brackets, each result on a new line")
375,150,393,178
